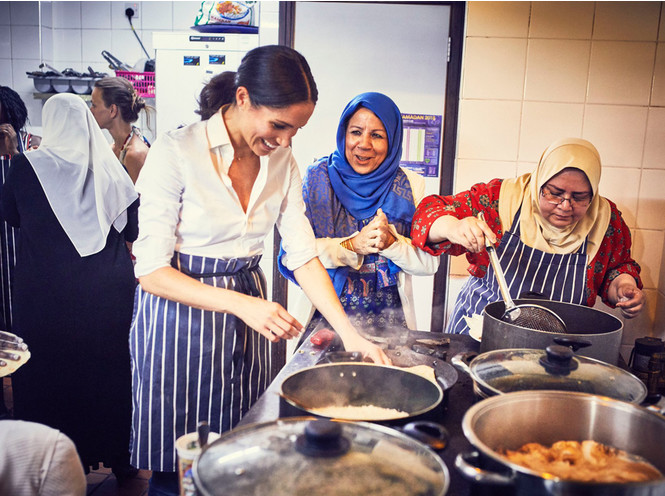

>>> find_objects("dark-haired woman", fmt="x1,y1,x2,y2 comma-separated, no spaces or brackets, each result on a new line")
130,45,388,495
90,77,150,183
0,87,40,340
0,86,40,159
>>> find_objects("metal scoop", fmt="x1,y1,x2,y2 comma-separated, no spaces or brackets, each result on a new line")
478,213,567,333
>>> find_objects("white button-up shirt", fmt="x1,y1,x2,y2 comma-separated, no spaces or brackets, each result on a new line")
133,111,317,277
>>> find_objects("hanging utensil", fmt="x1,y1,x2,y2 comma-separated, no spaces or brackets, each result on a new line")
101,50,132,71
478,212,567,333
38,62,63,77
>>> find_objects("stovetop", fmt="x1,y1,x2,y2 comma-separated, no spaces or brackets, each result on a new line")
237,329,511,495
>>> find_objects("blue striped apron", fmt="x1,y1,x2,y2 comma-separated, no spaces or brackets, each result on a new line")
129,253,272,471
447,209,588,334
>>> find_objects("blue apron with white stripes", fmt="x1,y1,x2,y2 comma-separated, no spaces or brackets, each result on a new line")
129,253,272,471
447,209,588,334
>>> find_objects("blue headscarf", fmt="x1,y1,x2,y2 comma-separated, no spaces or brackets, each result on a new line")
328,92,405,220
278,93,416,295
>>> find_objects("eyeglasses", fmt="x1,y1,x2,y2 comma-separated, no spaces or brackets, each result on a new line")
540,186,592,208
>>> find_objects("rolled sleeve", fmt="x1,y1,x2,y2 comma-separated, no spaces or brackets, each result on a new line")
132,134,184,277
276,156,318,271
380,228,440,276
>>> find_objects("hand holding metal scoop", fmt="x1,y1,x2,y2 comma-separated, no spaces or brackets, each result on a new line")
477,212,567,333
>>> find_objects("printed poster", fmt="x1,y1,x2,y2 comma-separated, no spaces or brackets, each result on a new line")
399,113,442,177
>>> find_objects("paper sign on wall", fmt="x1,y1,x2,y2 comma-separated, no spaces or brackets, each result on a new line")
399,113,442,177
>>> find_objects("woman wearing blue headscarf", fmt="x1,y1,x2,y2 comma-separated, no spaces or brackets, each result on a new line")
280,92,438,335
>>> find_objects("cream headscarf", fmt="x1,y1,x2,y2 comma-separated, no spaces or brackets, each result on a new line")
498,138,611,260
25,93,138,257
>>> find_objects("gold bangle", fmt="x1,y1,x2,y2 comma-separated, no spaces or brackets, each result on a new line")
340,238,354,252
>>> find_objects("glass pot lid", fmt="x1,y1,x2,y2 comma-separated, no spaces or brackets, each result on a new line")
469,345,647,403
192,417,449,496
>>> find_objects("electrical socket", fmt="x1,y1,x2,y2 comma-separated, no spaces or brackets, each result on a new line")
124,2,139,19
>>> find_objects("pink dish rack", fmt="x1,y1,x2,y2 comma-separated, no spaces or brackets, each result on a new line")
115,71,155,98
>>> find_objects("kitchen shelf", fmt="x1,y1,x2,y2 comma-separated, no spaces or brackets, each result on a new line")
32,93,155,102
33,92,92,101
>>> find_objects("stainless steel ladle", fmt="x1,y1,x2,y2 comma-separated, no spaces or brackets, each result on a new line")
478,212,567,334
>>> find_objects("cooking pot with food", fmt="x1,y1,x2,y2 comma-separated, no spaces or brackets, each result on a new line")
456,390,665,495
192,417,450,496
482,299,622,364
452,342,647,404
278,362,453,425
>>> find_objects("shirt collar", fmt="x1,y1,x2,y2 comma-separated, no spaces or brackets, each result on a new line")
206,110,231,150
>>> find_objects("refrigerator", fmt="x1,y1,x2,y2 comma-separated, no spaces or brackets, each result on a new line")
153,31,259,135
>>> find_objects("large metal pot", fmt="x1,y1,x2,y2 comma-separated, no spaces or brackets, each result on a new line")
193,417,450,496
453,344,647,403
482,299,623,364
456,391,665,495
279,362,452,424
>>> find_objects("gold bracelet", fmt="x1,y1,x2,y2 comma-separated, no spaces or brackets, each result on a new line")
340,238,354,251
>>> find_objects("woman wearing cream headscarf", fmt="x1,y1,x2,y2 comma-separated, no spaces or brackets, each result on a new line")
0,93,140,479
411,138,644,334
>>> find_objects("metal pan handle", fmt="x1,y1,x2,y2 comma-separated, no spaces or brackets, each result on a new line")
399,421,449,451
455,451,516,486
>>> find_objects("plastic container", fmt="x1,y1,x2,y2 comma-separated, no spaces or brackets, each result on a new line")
28,74,54,93
51,77,73,93
115,71,155,98
70,77,95,94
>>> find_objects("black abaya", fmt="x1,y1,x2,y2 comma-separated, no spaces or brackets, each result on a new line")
0,154,138,470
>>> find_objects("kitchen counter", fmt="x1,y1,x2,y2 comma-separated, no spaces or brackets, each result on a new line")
238,331,510,496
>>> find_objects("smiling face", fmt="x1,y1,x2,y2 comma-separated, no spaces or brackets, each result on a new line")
89,87,114,130
344,107,388,175
234,87,314,156
538,169,593,228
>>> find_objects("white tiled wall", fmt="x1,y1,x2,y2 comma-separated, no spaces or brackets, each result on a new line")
457,1,665,359
1,0,280,297
4,1,664,355
0,0,280,136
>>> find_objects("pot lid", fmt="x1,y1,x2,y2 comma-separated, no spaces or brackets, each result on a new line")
192,417,449,496
470,346,647,403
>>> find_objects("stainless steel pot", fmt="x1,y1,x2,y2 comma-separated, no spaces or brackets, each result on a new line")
452,345,647,403
482,299,623,364
193,417,450,496
456,391,665,495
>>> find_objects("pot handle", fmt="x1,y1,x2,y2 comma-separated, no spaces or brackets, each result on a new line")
552,336,592,352
455,451,516,486
451,352,476,374
400,421,448,451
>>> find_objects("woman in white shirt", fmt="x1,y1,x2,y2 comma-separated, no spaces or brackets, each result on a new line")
130,45,389,495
